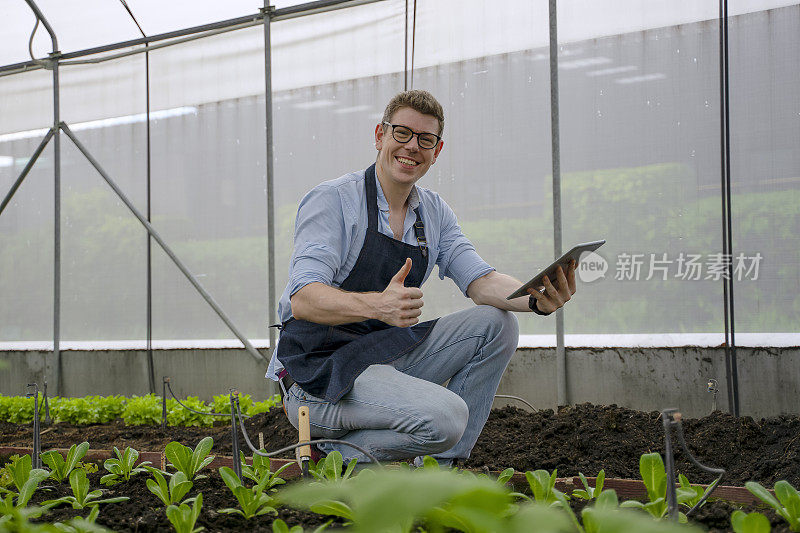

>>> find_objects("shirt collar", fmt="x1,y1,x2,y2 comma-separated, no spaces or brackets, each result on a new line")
375,173,420,211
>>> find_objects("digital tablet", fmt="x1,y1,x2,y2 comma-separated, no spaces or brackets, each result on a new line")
506,239,606,300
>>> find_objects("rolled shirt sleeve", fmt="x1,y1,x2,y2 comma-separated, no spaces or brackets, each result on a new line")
435,196,495,296
287,185,352,298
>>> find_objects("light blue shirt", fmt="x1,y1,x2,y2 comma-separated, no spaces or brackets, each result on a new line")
266,167,494,380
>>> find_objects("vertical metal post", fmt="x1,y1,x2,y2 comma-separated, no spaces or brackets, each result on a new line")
43,381,52,425
161,376,169,429
27,384,42,469
548,0,566,407
263,3,278,381
718,0,738,416
230,389,243,481
145,46,156,395
661,409,679,521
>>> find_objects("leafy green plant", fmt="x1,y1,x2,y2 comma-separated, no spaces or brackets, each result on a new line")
53,505,114,533
308,451,357,483
619,452,690,521
121,394,164,426
573,470,605,501
0,454,51,507
0,494,52,530
166,492,204,533
41,442,90,483
746,480,800,531
100,446,151,486
523,469,564,505
581,489,620,533
165,437,215,481
217,466,277,519
731,510,772,533
677,473,717,510
279,467,521,533
144,467,194,507
167,397,215,428
43,469,129,510
239,450,291,491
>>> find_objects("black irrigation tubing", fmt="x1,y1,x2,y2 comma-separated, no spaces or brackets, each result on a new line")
494,394,536,412
674,421,725,517
165,380,249,419
233,397,384,467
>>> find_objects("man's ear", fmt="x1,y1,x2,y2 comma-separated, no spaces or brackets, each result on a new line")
432,140,444,163
374,123,385,150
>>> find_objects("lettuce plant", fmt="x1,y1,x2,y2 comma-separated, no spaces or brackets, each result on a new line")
239,450,291,491
308,451,357,483
144,467,194,507
619,452,690,521
52,504,115,533
677,473,717,510
731,510,772,533
217,466,277,519
746,480,800,531
166,492,204,533
573,470,605,501
43,469,129,510
165,437,215,481
41,442,90,483
0,454,51,507
0,494,51,529
100,447,151,486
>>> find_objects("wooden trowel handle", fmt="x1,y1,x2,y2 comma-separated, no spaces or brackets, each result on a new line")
298,406,311,459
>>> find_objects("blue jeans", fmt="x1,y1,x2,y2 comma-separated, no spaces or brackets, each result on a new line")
282,305,518,464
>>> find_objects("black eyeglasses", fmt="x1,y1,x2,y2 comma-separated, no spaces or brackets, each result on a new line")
382,122,441,150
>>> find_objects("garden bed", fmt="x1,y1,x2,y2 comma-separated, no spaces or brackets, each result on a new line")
3,402,800,532
2,403,798,487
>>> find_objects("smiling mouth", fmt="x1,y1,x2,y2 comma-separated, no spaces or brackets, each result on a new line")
395,156,419,168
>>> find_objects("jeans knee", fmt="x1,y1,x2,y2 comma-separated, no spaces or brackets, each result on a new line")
424,394,469,453
474,305,519,349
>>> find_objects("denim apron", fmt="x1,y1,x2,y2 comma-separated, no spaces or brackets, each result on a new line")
275,164,438,403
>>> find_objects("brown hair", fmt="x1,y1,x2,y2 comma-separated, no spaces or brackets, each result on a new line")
381,90,445,136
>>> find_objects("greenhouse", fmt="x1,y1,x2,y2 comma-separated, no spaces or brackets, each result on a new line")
1,0,798,531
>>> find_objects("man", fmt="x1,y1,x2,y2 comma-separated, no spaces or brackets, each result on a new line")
266,90,576,466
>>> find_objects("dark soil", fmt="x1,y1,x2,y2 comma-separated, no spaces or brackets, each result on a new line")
4,403,800,532
464,404,800,487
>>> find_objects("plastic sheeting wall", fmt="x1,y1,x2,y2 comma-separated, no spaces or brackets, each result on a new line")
0,3,798,342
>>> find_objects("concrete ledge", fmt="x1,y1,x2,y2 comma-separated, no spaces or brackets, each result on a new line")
1,346,797,419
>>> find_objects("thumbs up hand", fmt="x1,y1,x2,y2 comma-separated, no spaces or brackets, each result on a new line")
375,258,424,327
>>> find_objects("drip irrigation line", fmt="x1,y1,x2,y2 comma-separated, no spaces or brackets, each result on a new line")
233,398,383,466
494,394,536,412
27,18,49,67
674,422,725,516
165,380,249,419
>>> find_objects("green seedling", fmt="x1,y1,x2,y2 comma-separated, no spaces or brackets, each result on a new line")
573,470,605,501
166,492,204,533
239,450,291,491
619,453,690,521
41,442,90,483
308,451,357,483
731,510,772,533
165,437,215,481
43,469,129,510
523,469,563,505
100,446,151,486
0,454,51,507
746,480,800,531
581,489,620,533
53,505,114,533
271,518,332,533
677,473,717,510
144,466,194,507
217,466,277,519
0,494,50,528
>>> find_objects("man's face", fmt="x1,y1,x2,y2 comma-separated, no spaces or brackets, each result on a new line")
375,106,443,190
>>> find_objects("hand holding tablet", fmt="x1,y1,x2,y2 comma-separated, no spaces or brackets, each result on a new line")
507,240,606,300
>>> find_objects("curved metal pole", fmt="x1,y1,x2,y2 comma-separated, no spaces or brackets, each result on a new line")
23,0,58,51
